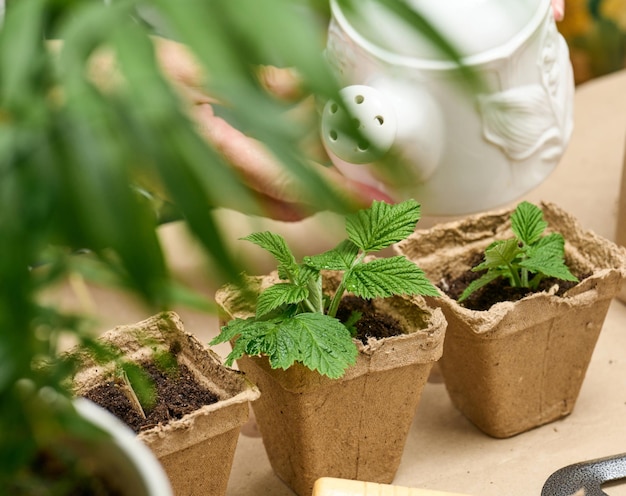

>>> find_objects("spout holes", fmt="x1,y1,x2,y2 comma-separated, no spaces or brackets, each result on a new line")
355,95,365,104
357,140,370,151
352,118,361,128
375,115,384,125
330,103,339,114
329,130,338,142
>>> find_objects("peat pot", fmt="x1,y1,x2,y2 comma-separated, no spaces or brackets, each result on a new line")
72,312,260,496
216,271,446,496
396,201,626,438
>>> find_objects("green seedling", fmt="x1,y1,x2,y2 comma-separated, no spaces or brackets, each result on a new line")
115,344,183,416
458,201,578,302
211,199,439,379
115,361,156,419
78,337,180,418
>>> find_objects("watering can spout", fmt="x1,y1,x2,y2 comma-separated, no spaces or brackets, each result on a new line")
321,81,445,196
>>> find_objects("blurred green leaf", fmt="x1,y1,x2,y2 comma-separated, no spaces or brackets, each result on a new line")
337,0,485,93
0,0,479,484
0,0,46,106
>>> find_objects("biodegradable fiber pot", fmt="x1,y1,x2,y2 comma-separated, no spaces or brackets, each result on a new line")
215,271,446,496
72,312,260,496
396,201,626,438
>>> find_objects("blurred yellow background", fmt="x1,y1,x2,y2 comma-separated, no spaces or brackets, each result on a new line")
558,0,626,83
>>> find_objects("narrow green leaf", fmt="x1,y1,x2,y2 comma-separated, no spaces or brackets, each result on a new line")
345,256,439,299
152,0,349,214
256,283,309,318
511,201,547,246
338,0,484,94
121,362,156,412
219,0,337,95
345,199,421,252
243,232,298,279
166,283,218,313
0,0,46,106
458,271,503,302
300,268,324,314
304,240,359,271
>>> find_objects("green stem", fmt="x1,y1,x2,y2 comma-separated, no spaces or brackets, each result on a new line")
508,263,523,287
520,267,529,288
327,279,347,318
302,297,319,314
302,273,324,314
517,247,529,287
327,252,366,318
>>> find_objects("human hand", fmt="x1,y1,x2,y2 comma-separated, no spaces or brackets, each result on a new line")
154,38,393,222
551,0,564,21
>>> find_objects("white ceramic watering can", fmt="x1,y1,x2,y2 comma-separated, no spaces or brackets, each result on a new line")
321,0,574,215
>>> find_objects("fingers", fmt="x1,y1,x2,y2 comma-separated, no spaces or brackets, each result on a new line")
240,192,313,222
152,37,213,104
152,39,394,220
246,180,395,223
257,66,305,102
551,0,564,21
192,103,394,220
153,39,307,105
193,104,302,202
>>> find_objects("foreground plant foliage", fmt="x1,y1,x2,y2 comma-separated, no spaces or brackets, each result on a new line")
0,0,472,489
0,0,344,486
212,200,439,378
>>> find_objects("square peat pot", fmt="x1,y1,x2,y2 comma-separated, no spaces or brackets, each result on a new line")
396,201,626,438
72,311,260,495
216,271,446,496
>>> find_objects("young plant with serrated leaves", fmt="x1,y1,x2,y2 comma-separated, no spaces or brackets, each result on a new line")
458,201,578,302
211,199,439,379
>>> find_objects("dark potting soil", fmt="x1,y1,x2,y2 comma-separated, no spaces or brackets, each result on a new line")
336,295,404,344
83,361,219,434
440,253,588,311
